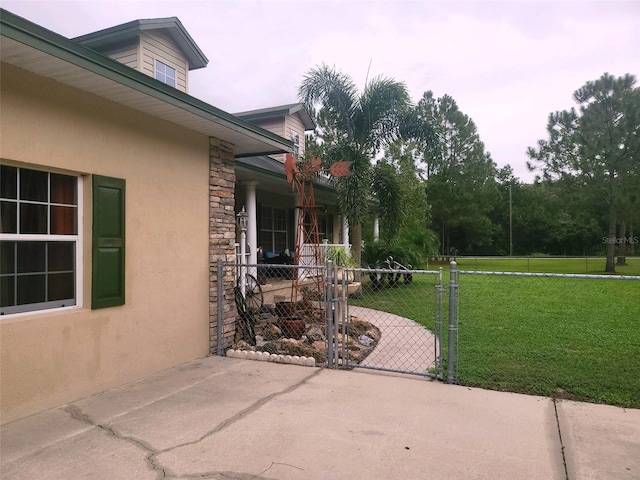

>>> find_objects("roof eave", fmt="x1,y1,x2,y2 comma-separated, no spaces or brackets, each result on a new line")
235,103,316,131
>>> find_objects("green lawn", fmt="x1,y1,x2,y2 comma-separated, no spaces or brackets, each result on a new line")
441,256,640,276
457,275,640,408
351,258,640,408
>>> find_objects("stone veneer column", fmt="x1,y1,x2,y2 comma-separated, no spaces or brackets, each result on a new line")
209,137,237,354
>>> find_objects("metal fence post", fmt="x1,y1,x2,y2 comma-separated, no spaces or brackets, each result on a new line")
447,261,458,384
438,267,444,380
216,259,224,356
326,260,334,368
332,263,340,368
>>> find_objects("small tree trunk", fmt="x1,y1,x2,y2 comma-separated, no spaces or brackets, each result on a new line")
445,230,450,262
605,213,616,273
617,221,627,265
351,222,363,268
630,223,636,255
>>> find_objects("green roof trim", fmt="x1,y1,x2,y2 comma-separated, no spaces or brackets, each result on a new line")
0,9,292,156
236,103,316,131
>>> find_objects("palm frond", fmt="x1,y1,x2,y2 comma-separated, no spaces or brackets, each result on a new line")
299,64,359,140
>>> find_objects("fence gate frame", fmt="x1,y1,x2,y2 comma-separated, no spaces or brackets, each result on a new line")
324,263,449,380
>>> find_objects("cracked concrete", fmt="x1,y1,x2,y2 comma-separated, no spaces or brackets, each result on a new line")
2,355,639,480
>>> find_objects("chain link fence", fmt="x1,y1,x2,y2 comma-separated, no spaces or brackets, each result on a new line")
217,261,448,380
217,258,639,405
455,267,640,405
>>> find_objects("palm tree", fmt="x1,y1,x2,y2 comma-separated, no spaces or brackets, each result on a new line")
299,64,411,266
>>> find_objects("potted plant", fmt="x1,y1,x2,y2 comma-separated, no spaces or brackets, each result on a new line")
323,245,355,266
323,245,356,283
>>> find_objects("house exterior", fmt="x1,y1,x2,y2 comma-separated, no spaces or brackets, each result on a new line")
234,104,347,268
72,17,208,94
0,10,292,423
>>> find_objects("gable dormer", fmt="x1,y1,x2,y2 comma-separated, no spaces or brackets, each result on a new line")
73,17,207,93
235,104,315,162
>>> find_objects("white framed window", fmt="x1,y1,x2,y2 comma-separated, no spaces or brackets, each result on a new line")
259,205,288,255
1,165,82,315
318,213,333,243
154,59,176,87
290,131,300,158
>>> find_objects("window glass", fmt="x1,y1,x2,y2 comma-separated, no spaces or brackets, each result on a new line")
0,276,15,308
259,205,289,254
49,272,74,301
274,232,287,254
19,204,48,234
17,274,46,305
0,165,17,199
0,242,15,274
0,166,79,315
20,169,48,201
318,214,333,242
48,242,75,272
155,60,176,87
17,241,46,273
50,174,77,204
51,206,77,235
0,201,17,233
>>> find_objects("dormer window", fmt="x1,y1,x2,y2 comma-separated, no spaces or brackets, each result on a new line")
155,60,176,87
290,131,300,158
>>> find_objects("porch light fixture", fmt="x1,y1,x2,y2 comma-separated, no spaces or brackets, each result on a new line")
236,206,248,232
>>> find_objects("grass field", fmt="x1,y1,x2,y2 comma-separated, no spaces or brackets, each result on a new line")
431,256,640,276
350,257,640,408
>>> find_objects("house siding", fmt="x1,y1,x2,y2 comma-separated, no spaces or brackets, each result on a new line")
284,114,306,158
251,114,306,163
0,63,215,423
140,30,189,92
103,39,139,70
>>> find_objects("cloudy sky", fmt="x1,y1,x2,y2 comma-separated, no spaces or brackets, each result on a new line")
2,0,638,182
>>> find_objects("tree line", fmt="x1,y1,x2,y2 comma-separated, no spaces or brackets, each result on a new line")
299,67,639,273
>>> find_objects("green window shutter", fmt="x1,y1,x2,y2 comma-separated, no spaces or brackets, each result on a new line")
92,175,125,309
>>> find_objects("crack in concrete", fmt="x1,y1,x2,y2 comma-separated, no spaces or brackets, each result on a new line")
158,367,323,456
552,399,570,480
63,367,322,480
63,405,172,479
176,471,276,479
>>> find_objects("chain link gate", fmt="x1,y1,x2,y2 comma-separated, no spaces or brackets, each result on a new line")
218,260,452,381
325,265,446,378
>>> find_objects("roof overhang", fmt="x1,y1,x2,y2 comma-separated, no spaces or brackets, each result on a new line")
235,103,316,131
0,9,292,158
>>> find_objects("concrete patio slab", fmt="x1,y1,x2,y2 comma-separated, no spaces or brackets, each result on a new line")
557,400,640,480
1,356,577,480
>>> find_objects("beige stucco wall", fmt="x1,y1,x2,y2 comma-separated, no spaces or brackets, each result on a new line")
0,64,212,423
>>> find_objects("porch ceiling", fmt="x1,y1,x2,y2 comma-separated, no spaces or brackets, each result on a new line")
236,156,338,207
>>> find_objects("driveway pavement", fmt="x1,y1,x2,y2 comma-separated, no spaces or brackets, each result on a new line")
2,356,639,480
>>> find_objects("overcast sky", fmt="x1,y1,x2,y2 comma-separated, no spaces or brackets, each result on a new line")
2,0,638,182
